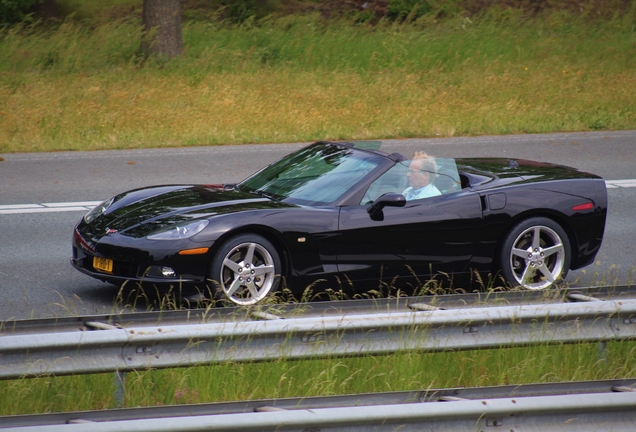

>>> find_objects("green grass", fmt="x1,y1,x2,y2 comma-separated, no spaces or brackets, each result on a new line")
1,9,635,153
1,341,635,415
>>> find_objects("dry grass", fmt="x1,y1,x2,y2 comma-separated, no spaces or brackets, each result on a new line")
1,9,635,153
1,66,634,153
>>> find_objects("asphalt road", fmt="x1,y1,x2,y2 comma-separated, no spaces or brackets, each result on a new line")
1,130,635,320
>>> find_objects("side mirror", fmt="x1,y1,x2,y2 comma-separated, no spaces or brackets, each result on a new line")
367,193,406,221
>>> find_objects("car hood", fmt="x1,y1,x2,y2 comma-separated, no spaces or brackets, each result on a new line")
83,185,293,239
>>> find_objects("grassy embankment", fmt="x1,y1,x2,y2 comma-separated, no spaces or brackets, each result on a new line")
1,4,636,417
1,7,635,153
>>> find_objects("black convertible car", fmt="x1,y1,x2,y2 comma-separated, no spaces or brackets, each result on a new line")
72,141,607,305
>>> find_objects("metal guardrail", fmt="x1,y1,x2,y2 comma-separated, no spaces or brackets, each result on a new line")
1,379,635,431
1,288,636,379
2,285,635,336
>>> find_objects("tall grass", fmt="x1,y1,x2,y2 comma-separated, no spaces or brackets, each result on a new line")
1,9,635,153
1,341,635,416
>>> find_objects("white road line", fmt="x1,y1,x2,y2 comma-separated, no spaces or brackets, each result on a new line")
605,179,636,189
41,201,103,208
0,201,101,215
0,204,44,209
0,180,634,215
0,207,96,214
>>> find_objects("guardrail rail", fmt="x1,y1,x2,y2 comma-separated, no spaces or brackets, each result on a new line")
1,286,636,379
1,379,635,431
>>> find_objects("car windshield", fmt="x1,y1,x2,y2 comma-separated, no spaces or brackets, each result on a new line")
239,143,384,206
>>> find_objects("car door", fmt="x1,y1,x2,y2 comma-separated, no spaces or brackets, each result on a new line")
335,191,484,287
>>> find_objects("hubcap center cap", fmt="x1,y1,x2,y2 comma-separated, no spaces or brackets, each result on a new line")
237,262,255,278
527,248,545,266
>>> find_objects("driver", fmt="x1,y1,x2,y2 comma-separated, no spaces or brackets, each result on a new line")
402,151,441,200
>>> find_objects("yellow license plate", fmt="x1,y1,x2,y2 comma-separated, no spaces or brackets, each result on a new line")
93,256,114,274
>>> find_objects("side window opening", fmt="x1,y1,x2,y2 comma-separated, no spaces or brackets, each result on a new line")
361,158,461,204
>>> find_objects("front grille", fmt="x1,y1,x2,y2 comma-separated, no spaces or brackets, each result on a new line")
114,261,139,278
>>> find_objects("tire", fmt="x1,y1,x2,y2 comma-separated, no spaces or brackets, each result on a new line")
209,234,281,305
499,217,571,290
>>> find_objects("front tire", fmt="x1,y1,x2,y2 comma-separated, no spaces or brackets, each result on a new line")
209,234,281,305
499,217,571,290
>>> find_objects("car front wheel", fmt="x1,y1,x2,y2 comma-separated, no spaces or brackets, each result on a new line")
500,217,571,290
209,234,281,305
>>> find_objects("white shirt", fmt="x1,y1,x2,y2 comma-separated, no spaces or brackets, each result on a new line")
402,184,442,200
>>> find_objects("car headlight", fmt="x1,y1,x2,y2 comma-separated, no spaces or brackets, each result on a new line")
84,197,114,224
147,220,209,241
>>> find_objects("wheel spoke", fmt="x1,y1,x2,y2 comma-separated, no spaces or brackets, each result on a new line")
244,243,256,265
252,264,274,276
222,258,241,273
520,263,535,285
541,243,563,258
537,262,555,282
512,247,529,259
531,227,542,250
226,277,243,296
246,282,260,298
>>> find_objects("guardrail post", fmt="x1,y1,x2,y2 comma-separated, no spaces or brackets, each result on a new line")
114,371,126,408
598,341,609,364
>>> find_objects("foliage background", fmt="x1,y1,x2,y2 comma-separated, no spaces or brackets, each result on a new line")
1,0,635,153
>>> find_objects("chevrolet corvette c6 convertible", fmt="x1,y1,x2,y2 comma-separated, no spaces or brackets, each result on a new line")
72,141,607,305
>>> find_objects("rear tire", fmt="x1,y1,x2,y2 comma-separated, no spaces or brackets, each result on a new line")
209,234,281,305
499,217,571,290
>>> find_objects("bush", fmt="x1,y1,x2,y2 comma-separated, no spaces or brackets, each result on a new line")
387,0,433,20
0,0,44,24
221,0,280,24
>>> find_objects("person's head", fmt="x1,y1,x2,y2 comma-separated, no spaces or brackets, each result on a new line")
406,151,437,190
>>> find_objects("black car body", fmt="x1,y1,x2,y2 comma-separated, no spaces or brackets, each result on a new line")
72,141,607,305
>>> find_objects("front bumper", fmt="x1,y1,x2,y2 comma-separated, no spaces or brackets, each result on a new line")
71,231,210,286
70,256,204,286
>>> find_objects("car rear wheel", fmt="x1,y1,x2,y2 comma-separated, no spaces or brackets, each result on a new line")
500,217,571,290
209,234,281,305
